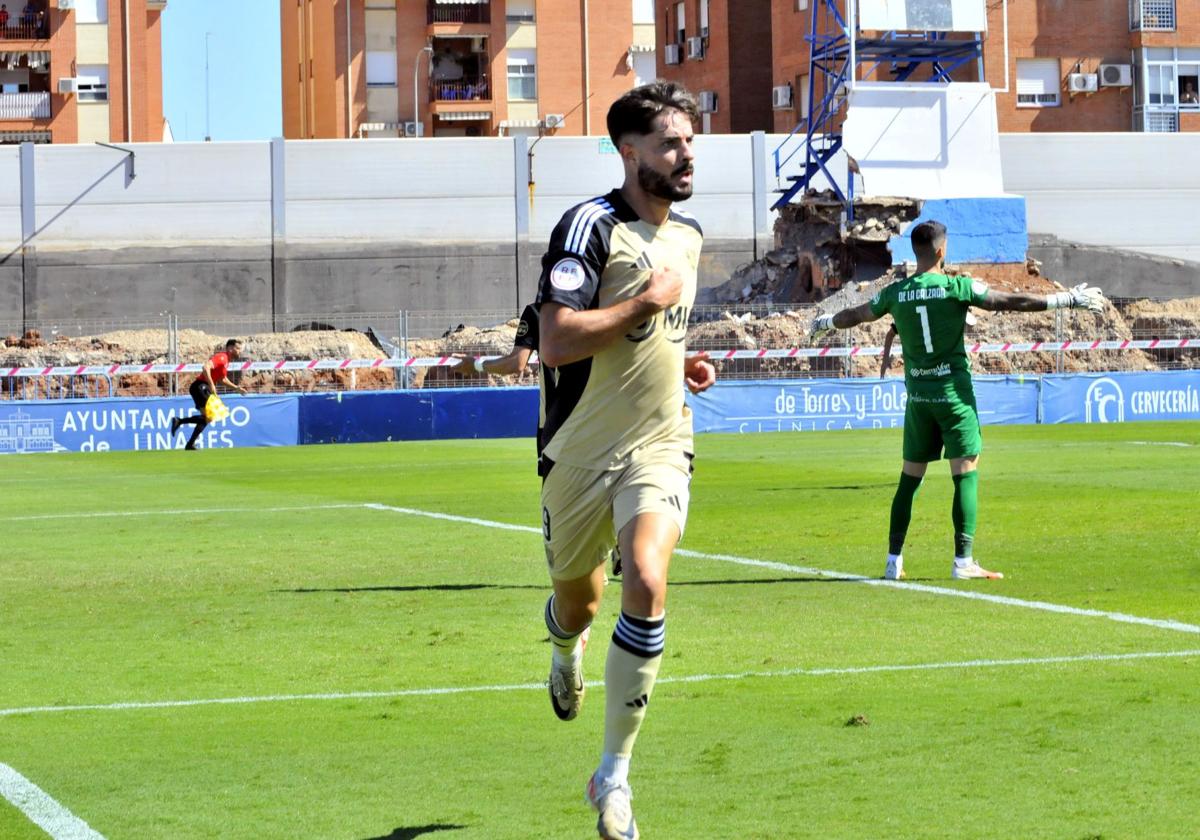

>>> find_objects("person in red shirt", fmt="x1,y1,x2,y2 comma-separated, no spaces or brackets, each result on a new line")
170,339,246,450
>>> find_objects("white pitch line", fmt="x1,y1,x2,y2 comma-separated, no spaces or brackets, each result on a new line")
0,503,364,523
0,763,106,839
1,649,1196,719
369,504,1200,636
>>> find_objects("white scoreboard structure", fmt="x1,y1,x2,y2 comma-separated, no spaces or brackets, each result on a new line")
858,0,988,33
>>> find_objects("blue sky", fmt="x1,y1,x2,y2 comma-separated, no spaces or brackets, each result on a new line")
161,0,282,141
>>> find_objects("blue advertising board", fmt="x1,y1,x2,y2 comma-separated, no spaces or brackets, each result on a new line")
1040,370,1200,425
0,396,298,454
687,376,1040,434
1,371,1195,455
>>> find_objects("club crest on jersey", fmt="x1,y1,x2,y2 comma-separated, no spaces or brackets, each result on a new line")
516,321,529,338
550,258,586,291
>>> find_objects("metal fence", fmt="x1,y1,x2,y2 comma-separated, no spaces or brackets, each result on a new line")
1,298,1197,400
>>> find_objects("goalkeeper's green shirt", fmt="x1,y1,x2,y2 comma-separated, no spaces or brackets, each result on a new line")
869,272,989,399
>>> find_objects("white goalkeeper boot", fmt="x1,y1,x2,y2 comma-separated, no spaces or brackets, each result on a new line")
952,558,1003,580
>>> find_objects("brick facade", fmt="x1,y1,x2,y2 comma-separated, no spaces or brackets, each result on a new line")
0,0,163,144
282,0,643,139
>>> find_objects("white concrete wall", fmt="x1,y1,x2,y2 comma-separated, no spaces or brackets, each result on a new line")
32,142,271,246
285,138,516,242
11,133,1200,263
999,133,1200,263
0,145,20,251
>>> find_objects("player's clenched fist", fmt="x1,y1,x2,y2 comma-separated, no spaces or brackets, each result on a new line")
640,267,683,312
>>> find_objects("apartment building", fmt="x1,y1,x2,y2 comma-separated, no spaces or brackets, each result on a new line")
770,0,1200,134
281,0,658,140
0,0,166,145
653,0,773,133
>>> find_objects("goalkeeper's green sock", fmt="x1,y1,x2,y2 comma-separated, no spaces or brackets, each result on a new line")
888,472,923,555
952,471,979,559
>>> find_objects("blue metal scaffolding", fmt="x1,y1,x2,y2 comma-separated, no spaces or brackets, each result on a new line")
771,0,984,213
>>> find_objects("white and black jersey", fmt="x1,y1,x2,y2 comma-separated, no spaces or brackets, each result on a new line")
536,189,703,473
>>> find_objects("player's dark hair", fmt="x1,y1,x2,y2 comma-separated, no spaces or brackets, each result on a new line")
225,338,242,349
607,81,700,147
910,220,947,262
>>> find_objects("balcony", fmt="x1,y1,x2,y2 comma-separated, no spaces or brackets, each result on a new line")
1,0,48,39
431,76,490,102
0,91,50,119
1,20,49,40
428,1,490,25
1130,0,1175,31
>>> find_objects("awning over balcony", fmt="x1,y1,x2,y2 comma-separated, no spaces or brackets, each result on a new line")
500,119,540,128
628,44,655,53
0,51,49,70
436,110,491,121
434,0,487,4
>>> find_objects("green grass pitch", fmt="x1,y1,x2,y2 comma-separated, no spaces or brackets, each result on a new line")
2,422,1198,839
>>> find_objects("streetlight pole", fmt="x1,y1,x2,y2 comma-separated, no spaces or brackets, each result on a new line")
413,45,432,137
204,31,212,141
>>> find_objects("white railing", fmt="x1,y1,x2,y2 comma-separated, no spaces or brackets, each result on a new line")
0,91,50,120
1130,0,1175,30
1136,107,1179,132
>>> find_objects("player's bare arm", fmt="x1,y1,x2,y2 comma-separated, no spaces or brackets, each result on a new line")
539,267,683,368
452,347,533,377
203,360,218,391
880,324,897,378
975,283,1105,313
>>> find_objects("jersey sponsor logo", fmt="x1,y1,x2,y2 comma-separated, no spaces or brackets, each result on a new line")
971,279,989,296
663,305,690,343
910,363,951,378
550,258,586,292
626,317,657,342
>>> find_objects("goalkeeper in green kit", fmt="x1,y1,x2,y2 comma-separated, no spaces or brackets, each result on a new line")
811,221,1105,581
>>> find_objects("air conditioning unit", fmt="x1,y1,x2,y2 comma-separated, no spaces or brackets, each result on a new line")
1068,73,1098,94
663,43,681,65
543,113,565,129
470,37,486,53
57,0,75,9
686,36,705,60
1099,64,1132,87
698,90,717,113
57,77,79,94
771,84,793,109
403,121,424,137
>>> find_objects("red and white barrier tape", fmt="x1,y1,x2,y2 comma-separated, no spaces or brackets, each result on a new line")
3,338,1197,379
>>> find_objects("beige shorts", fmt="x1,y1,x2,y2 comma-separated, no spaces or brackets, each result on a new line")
540,453,692,582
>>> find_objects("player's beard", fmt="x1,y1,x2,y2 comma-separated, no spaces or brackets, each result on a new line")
637,161,693,202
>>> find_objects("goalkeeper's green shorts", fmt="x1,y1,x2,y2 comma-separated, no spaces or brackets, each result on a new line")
902,391,982,462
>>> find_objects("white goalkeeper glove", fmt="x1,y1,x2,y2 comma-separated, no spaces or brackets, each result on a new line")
1048,283,1105,313
810,313,836,343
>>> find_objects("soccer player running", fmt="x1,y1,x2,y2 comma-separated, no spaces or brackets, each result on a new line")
536,82,715,840
170,339,246,450
811,221,1104,581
